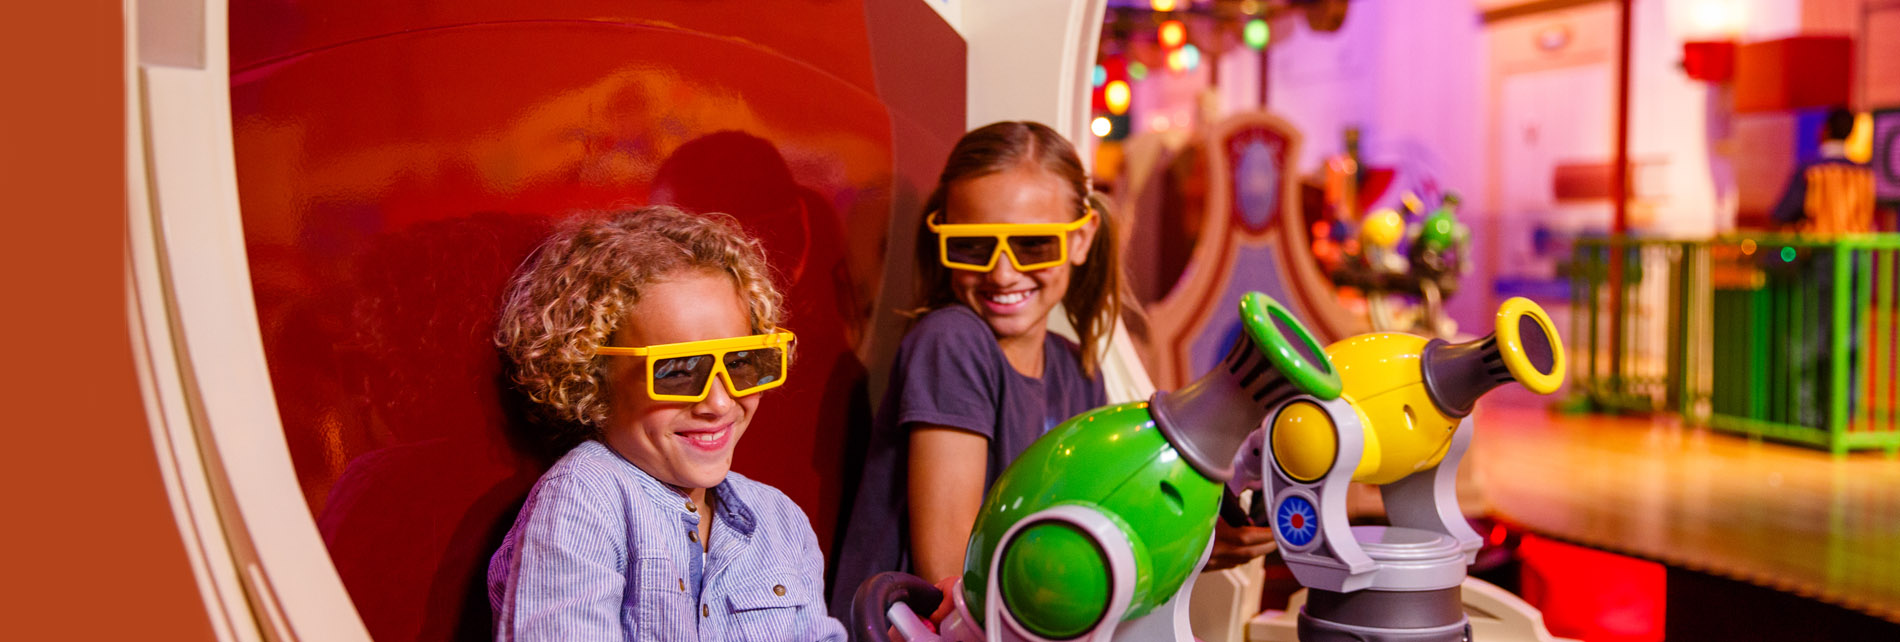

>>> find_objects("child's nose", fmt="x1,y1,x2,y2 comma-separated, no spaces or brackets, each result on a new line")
987,252,1024,282
694,372,739,415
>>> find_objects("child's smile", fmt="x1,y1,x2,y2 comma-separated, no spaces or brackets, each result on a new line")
979,287,1038,314
676,423,733,452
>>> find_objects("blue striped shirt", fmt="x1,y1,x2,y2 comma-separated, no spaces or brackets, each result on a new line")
488,440,846,641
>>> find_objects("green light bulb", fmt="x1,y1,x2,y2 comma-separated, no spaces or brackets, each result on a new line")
1245,19,1270,50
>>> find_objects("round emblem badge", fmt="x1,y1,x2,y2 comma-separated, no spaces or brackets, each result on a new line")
1275,495,1319,547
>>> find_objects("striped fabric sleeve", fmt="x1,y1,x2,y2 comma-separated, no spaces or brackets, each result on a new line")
798,501,848,642
497,472,630,642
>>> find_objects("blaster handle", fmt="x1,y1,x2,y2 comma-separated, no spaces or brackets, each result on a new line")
851,572,944,642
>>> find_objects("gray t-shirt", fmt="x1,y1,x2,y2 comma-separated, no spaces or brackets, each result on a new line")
827,305,1107,617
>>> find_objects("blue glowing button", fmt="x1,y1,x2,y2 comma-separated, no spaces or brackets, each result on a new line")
1276,495,1319,547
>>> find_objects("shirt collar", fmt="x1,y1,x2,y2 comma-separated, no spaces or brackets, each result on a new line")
599,440,758,537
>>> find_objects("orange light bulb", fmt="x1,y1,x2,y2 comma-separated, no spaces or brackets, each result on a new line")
1159,20,1186,49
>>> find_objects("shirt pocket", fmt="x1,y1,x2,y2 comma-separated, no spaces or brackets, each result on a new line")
722,568,809,639
631,556,694,639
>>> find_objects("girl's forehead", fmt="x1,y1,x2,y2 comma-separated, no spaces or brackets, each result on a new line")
945,165,1077,225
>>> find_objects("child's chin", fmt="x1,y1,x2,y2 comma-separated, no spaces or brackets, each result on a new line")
982,313,1046,341
681,468,731,489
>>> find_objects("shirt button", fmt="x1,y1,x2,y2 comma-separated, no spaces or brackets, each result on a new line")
688,530,699,543
702,604,710,618
773,584,786,597
686,501,697,513
678,578,686,591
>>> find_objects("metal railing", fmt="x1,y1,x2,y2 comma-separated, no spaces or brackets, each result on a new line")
1569,239,1707,416
1569,235,1900,455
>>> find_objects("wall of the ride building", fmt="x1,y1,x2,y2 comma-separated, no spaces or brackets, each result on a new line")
227,2,964,639
1,4,217,640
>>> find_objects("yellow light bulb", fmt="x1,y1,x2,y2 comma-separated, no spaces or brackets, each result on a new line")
1104,80,1131,115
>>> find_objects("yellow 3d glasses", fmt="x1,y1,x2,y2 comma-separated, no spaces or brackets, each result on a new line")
927,209,1096,272
596,331,795,402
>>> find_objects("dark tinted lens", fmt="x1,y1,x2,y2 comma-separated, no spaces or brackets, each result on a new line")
944,236,1000,267
651,354,713,396
1518,314,1556,374
723,347,785,392
1005,235,1063,267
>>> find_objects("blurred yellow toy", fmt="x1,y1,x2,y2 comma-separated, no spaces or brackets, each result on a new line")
1325,192,1471,337
1357,208,1405,253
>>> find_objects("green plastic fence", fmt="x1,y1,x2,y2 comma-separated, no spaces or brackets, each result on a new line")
1569,239,1702,415
1570,235,1899,455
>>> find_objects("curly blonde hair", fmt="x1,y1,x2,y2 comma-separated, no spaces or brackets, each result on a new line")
496,206,786,435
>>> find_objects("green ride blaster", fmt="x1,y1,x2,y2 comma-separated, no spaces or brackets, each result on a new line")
852,292,1352,642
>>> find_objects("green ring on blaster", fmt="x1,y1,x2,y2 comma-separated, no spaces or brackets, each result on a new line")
1238,292,1343,401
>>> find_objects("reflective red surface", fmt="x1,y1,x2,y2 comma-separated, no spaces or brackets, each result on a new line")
230,2,963,638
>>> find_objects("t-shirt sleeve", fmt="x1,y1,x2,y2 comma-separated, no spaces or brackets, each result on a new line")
1056,343,1108,424
893,309,1003,439
1086,365,1108,408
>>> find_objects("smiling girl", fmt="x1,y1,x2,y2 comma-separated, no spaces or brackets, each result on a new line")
488,207,844,641
829,121,1124,614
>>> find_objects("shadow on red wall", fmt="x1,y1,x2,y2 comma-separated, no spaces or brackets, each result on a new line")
230,1,963,639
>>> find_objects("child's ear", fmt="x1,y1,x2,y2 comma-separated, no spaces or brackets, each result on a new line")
1069,209,1101,266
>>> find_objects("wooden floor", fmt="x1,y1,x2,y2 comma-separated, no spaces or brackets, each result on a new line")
1469,398,1900,624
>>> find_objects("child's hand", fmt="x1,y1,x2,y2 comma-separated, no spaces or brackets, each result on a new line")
884,576,959,641
928,576,960,624
887,610,935,640
1204,519,1276,571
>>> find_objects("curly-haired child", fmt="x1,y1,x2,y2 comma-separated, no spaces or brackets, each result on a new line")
488,206,845,641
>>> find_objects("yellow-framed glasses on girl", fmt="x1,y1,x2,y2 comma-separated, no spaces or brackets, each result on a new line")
596,331,795,402
926,209,1096,272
